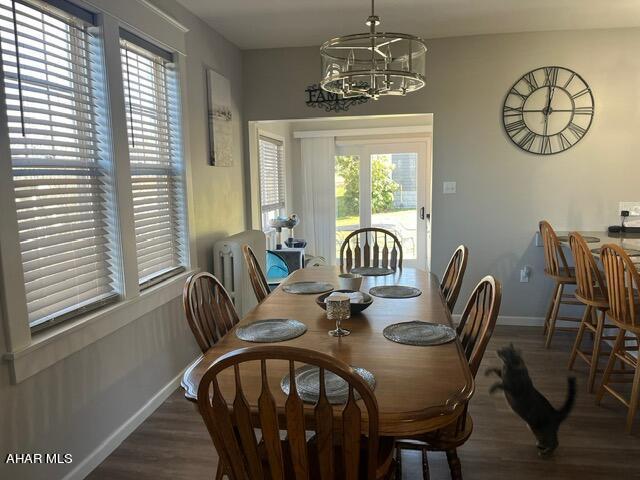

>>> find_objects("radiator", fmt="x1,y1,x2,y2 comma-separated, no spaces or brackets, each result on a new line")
213,230,266,317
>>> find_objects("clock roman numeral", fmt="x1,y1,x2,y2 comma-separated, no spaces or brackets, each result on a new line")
543,67,559,87
567,122,587,138
571,88,590,100
503,105,523,117
574,106,594,115
556,132,574,150
540,136,552,154
518,131,536,150
523,72,539,92
505,119,526,135
563,72,576,88
509,87,527,101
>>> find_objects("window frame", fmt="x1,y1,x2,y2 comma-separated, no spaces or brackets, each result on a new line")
0,0,195,383
119,31,188,289
257,130,287,232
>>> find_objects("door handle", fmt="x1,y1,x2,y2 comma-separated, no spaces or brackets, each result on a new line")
420,207,425,220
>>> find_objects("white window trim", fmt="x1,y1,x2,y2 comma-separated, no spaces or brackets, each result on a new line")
0,0,197,383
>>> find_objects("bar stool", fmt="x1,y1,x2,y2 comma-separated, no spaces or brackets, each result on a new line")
567,232,611,392
539,221,584,348
597,244,640,433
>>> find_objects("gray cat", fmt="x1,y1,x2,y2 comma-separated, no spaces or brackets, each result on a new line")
486,344,576,456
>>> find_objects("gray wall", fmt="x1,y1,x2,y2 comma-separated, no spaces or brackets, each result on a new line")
243,29,640,318
0,1,245,479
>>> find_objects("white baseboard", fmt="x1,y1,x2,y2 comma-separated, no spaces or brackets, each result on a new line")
62,368,186,480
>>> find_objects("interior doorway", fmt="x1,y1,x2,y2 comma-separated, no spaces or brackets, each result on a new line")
248,114,433,271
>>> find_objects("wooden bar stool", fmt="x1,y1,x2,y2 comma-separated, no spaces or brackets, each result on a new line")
539,221,584,348
597,244,640,434
567,232,611,392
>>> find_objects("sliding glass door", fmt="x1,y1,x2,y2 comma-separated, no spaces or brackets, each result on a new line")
335,141,430,269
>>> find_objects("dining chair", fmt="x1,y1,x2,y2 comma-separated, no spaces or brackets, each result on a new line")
567,232,613,392
597,244,640,433
196,345,395,480
182,272,240,354
539,220,584,348
339,227,403,272
242,244,270,304
395,275,502,480
440,245,469,313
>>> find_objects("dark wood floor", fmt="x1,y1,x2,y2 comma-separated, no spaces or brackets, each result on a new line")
89,326,640,479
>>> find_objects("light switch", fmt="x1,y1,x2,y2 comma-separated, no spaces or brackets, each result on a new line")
443,181,456,194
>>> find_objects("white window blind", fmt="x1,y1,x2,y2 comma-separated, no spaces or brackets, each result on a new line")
0,0,119,329
258,135,285,229
120,34,185,287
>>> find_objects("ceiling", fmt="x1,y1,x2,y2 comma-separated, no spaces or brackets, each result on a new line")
176,0,640,50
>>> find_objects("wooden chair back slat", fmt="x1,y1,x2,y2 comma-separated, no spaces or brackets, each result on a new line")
232,365,264,478
372,232,380,267
539,220,572,278
315,367,334,480
457,275,502,377
342,386,362,480
258,359,286,479
440,245,469,312
340,227,403,271
285,360,310,480
183,272,239,353
354,236,362,268
197,346,381,480
601,244,640,330
363,235,371,267
346,245,353,271
569,232,606,305
242,244,270,304
208,378,247,479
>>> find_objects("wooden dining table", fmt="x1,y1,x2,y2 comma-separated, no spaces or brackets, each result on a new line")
181,266,474,437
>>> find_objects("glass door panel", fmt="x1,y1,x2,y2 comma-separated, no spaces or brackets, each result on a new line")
370,153,418,261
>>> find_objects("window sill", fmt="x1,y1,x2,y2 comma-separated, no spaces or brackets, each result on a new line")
3,270,195,384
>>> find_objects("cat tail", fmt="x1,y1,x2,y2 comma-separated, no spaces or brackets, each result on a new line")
557,376,577,423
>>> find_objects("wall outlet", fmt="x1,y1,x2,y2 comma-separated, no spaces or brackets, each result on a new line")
443,181,456,194
520,266,531,283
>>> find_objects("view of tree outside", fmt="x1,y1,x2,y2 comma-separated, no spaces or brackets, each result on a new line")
335,153,418,259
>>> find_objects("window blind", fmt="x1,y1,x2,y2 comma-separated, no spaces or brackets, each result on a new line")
120,35,185,287
258,135,285,229
0,0,119,329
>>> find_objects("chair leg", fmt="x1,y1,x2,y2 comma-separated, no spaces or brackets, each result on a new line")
545,283,564,348
543,283,560,337
626,351,640,434
421,449,430,480
215,462,224,480
395,446,402,480
568,305,591,370
445,449,463,480
587,309,605,394
596,329,625,405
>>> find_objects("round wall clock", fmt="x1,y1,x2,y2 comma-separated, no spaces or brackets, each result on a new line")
502,66,594,155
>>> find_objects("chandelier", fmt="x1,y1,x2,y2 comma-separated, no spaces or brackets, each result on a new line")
320,0,427,99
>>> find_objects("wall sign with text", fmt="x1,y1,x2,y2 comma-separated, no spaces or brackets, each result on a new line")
305,84,369,112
